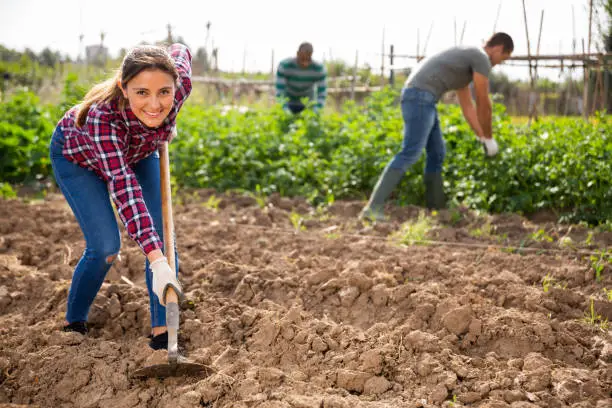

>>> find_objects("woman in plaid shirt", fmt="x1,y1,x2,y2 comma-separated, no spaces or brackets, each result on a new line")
49,43,192,350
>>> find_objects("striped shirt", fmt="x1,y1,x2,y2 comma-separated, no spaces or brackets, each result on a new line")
57,43,192,255
275,58,327,109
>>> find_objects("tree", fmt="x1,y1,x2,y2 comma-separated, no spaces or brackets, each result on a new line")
598,0,612,51
194,47,211,74
39,47,60,67
605,0,612,51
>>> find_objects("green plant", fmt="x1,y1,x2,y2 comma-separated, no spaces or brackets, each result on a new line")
590,250,611,282
469,219,494,238
2,87,612,227
542,274,553,293
449,208,464,226
0,90,54,184
583,298,609,331
585,231,595,246
289,211,306,232
603,288,612,301
0,182,16,198
531,229,554,243
391,211,433,246
542,273,567,292
203,194,222,211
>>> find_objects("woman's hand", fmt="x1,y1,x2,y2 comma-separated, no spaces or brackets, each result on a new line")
149,256,183,306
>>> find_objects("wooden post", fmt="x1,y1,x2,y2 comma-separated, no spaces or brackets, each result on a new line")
424,21,434,55
529,10,545,122
592,55,603,114
460,21,467,45
604,59,610,113
587,0,593,56
417,28,420,61
241,45,246,75
493,0,502,33
585,0,593,117
269,49,275,107
351,50,358,100
381,27,386,86
521,0,536,125
582,39,588,119
389,45,395,86
565,5,577,116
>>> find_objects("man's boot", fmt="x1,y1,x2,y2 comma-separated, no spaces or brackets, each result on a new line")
424,172,446,210
360,166,405,221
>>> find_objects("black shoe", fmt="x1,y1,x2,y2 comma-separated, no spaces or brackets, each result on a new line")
149,331,169,350
148,332,187,355
63,321,88,335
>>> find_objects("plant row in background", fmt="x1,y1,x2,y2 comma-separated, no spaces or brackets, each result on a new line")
1,84,611,225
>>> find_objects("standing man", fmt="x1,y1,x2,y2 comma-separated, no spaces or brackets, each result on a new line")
360,32,514,221
275,42,327,114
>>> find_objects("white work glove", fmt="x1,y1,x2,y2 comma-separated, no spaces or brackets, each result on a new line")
150,257,183,306
479,137,499,157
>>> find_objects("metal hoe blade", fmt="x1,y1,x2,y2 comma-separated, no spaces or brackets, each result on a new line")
130,359,213,379
131,303,213,379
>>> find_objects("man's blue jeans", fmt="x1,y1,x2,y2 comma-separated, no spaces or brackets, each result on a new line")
388,87,445,174
49,126,178,328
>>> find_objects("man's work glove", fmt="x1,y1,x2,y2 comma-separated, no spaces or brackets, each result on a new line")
479,137,499,157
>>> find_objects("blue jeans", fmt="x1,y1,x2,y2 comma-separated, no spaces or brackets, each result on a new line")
287,101,306,114
49,127,178,328
388,87,445,174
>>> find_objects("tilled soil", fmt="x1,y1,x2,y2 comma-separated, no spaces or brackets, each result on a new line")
0,190,611,408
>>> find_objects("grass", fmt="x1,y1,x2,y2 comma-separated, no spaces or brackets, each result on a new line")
530,229,554,243
469,219,493,238
583,298,609,331
589,250,611,282
289,211,306,233
203,194,222,211
541,273,567,293
391,211,434,246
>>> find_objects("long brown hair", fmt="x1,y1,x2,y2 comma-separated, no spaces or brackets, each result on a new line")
76,45,179,127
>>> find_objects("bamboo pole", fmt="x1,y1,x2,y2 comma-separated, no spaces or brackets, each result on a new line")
521,0,535,122
460,21,467,45
423,21,434,56
417,28,420,61
565,5,577,116
529,10,545,122
386,52,610,61
380,27,385,86
351,50,358,100
582,39,588,119
493,0,502,33
592,54,603,114
389,44,395,86
583,0,593,119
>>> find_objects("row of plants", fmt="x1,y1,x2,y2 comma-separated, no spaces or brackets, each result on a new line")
1,84,610,224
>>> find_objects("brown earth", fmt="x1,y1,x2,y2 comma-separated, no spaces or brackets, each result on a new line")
0,190,611,408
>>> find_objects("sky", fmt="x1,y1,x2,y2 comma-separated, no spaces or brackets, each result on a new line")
0,0,608,81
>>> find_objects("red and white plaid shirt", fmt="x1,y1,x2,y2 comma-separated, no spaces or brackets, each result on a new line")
58,44,192,255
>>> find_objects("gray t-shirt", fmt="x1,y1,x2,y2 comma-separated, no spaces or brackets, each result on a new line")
405,46,492,99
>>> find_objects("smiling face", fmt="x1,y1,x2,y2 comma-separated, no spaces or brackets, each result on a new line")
120,69,176,128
